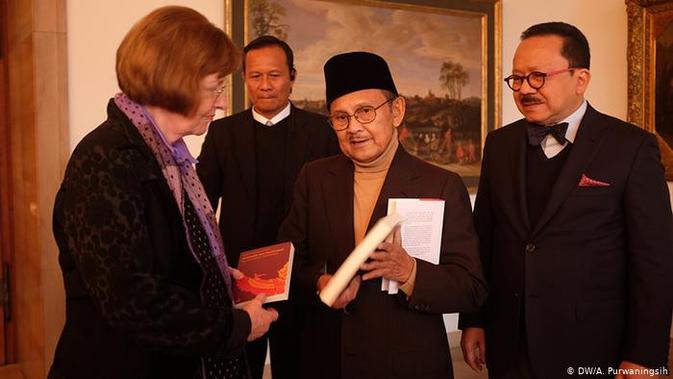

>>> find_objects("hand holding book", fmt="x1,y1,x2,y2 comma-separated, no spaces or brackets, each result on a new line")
239,294,278,341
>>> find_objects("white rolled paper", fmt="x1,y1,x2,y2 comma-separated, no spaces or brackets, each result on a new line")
319,213,403,307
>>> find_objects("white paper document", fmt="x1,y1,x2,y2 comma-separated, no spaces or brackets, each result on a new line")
382,198,445,294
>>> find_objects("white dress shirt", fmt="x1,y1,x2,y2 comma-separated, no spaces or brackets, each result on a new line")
252,102,291,126
541,99,587,158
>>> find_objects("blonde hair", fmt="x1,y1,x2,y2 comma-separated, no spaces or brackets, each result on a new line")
116,6,240,116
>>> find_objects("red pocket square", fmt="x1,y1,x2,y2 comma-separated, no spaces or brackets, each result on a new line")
578,174,610,187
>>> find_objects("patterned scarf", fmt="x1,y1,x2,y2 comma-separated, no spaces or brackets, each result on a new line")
113,93,232,294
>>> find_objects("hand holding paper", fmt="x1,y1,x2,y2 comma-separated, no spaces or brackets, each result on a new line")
318,213,403,307
318,274,361,309
361,226,415,282
382,198,445,294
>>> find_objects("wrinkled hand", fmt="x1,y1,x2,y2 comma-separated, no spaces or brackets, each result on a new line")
229,267,245,280
614,361,652,379
461,327,487,372
317,274,361,309
241,294,278,341
360,226,414,282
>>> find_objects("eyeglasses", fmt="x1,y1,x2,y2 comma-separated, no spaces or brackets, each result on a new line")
204,85,227,101
328,96,397,131
504,68,576,91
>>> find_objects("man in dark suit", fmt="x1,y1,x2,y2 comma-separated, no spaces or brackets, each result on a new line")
459,22,673,379
278,51,487,379
197,35,339,379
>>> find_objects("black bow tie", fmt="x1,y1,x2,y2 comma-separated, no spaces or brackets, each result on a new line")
527,122,569,146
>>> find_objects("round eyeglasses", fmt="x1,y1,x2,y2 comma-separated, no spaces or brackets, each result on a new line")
328,96,397,131
504,68,576,91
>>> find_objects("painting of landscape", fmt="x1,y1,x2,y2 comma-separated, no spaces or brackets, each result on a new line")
246,0,492,182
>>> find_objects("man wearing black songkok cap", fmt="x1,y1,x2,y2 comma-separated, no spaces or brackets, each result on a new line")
278,51,488,379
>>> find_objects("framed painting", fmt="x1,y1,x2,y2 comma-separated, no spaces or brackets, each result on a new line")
228,0,502,189
627,0,673,180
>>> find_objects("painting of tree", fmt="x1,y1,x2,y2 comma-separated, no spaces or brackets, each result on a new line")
439,61,469,100
249,0,289,40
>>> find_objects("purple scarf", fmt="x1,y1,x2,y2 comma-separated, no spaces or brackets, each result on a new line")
114,93,232,295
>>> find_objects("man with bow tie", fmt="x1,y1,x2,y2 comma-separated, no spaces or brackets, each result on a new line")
459,22,673,379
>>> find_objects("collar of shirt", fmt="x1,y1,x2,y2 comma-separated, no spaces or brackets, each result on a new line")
252,102,291,126
141,107,198,166
540,99,587,155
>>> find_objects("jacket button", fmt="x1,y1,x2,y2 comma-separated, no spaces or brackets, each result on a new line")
525,243,536,254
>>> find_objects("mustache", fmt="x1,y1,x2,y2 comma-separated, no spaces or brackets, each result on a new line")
520,95,544,105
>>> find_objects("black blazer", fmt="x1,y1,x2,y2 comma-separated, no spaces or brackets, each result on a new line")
196,104,339,265
278,147,488,379
50,101,250,379
459,104,673,378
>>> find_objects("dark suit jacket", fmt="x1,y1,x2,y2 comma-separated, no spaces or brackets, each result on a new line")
459,104,673,378
50,101,250,379
278,146,488,379
197,104,339,265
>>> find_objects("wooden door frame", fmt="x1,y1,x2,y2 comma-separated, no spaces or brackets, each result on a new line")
0,0,12,365
0,0,68,378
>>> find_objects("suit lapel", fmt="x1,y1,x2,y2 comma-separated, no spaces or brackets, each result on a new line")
321,156,356,264
233,110,257,208
511,123,532,235
531,104,607,237
367,147,421,231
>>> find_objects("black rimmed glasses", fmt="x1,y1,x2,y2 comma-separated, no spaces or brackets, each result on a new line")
504,68,576,91
328,96,397,131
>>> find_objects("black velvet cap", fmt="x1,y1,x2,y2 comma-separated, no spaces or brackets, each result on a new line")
324,51,398,109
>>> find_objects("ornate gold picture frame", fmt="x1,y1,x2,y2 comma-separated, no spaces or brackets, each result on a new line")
627,0,673,179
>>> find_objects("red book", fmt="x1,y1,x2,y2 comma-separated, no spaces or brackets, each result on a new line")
232,242,294,305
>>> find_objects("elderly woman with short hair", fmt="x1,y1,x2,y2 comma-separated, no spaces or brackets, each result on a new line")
49,6,276,379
